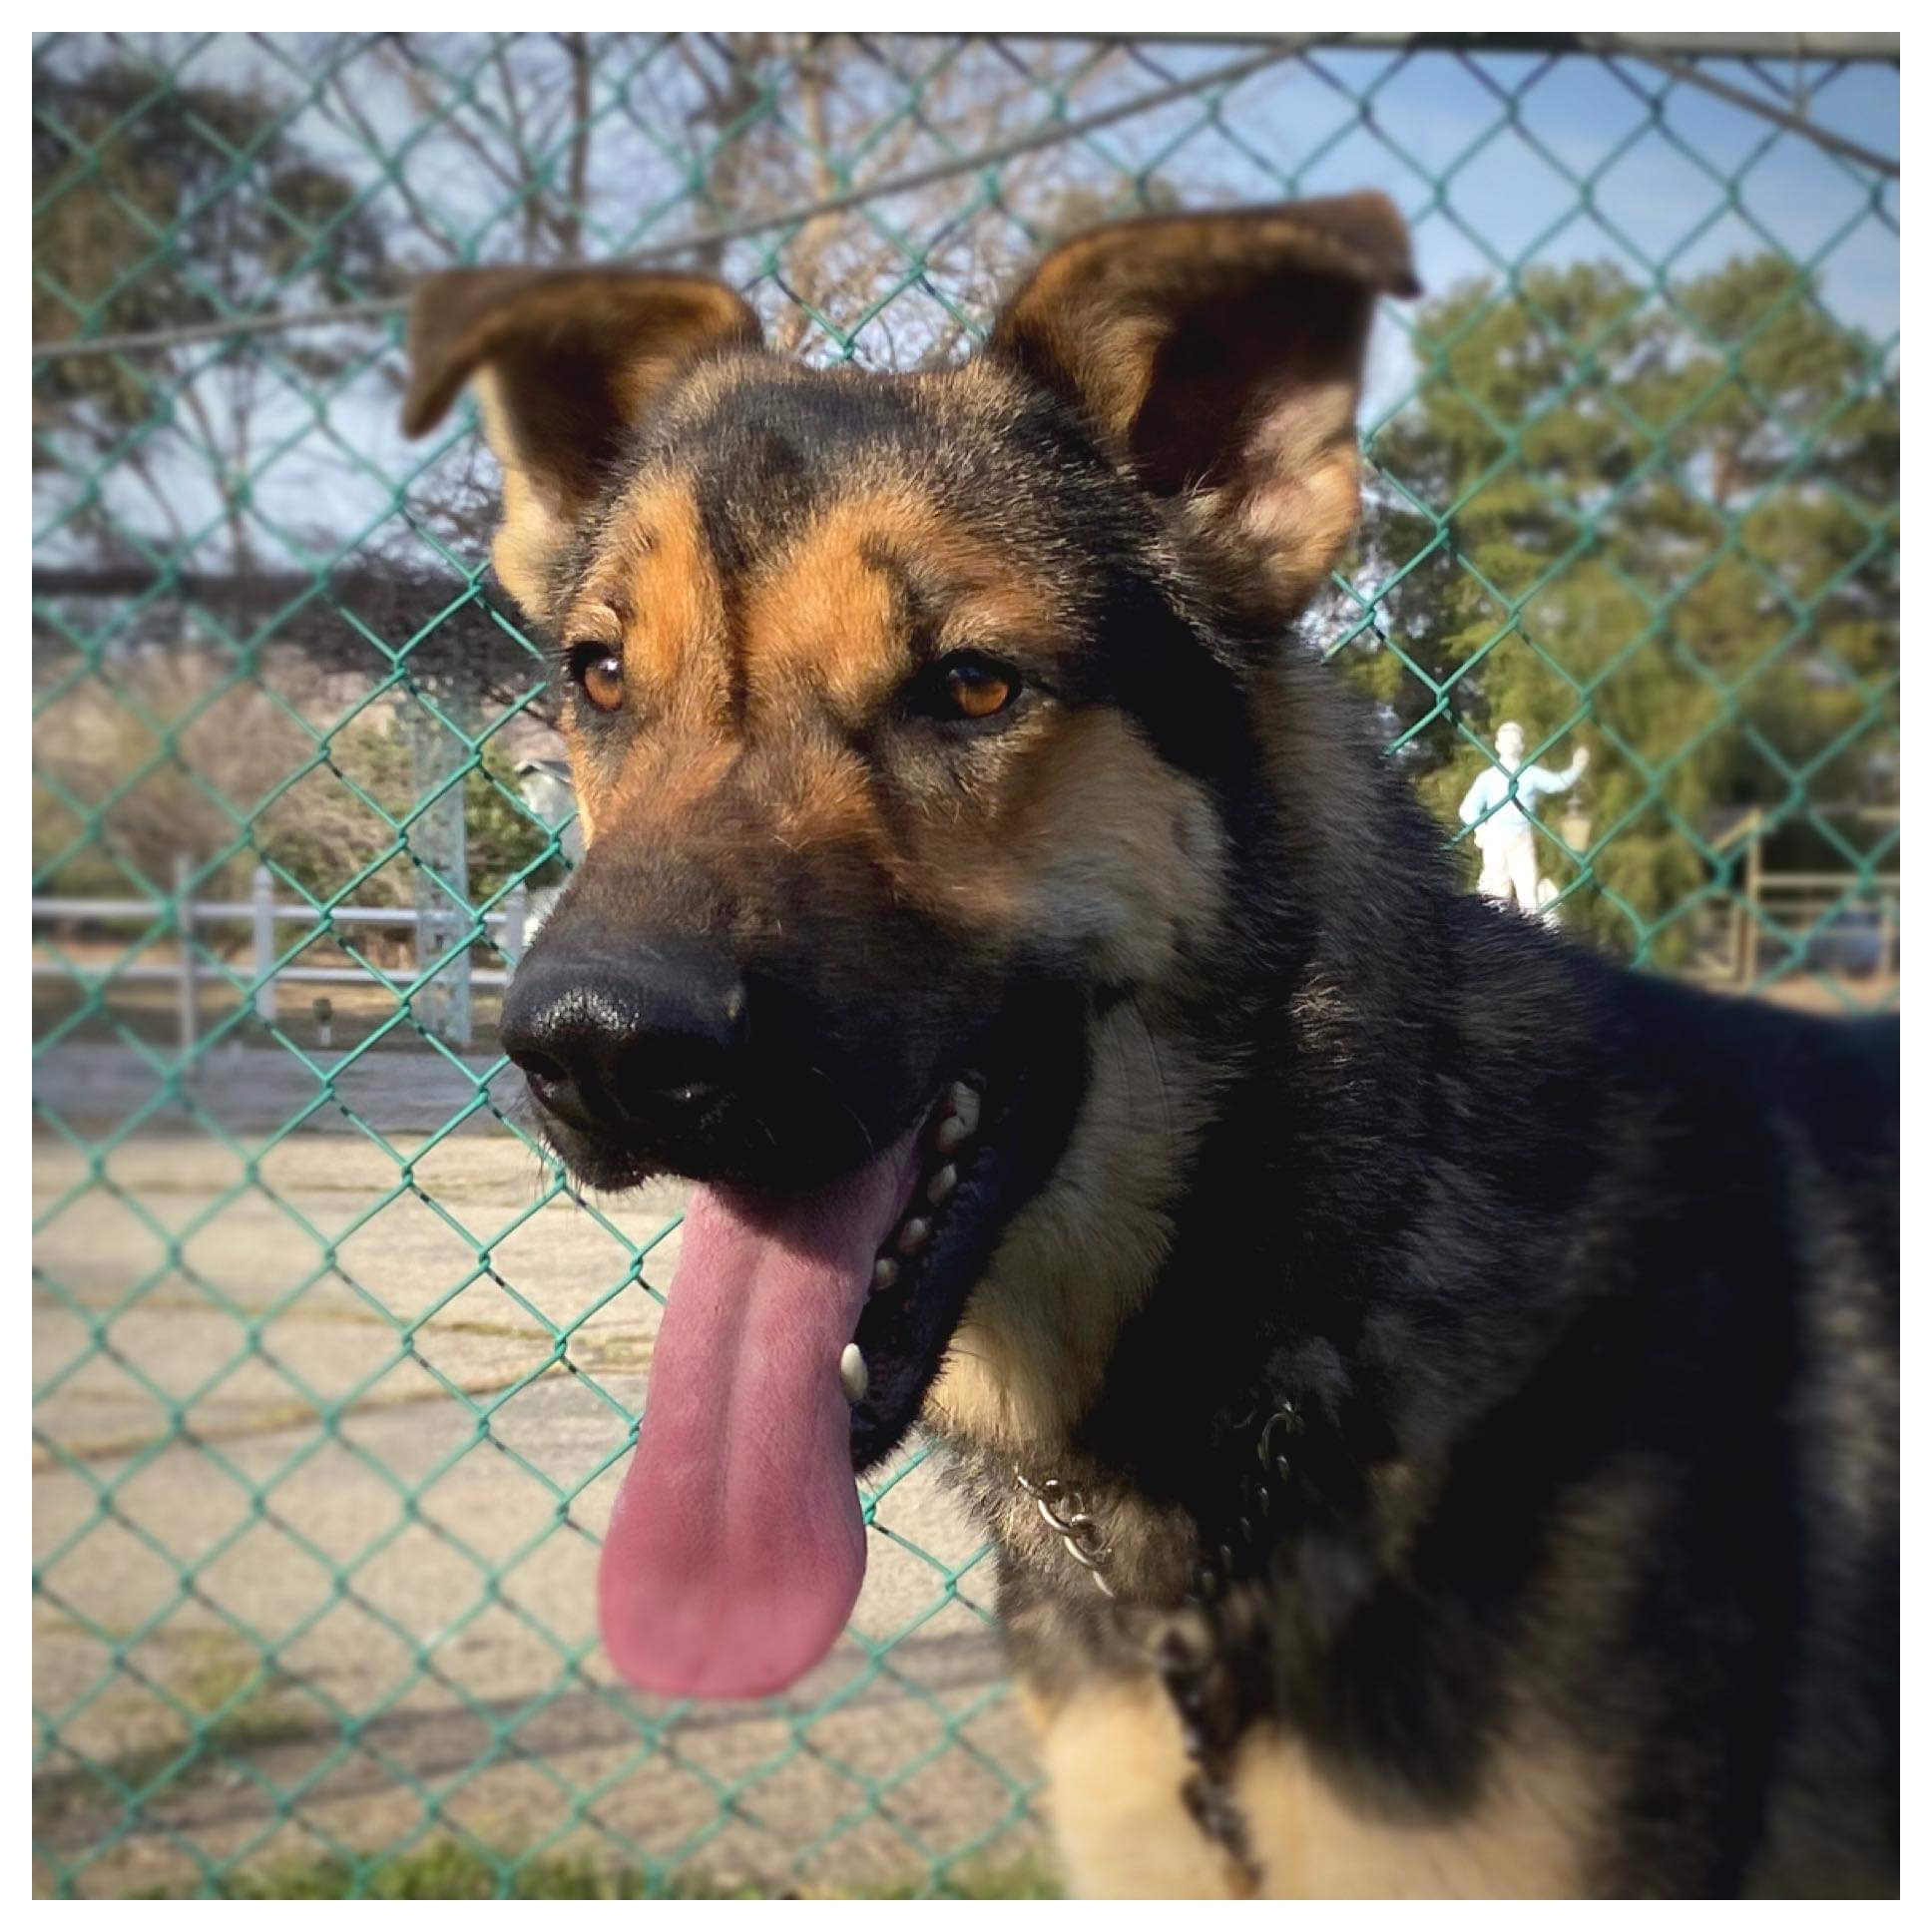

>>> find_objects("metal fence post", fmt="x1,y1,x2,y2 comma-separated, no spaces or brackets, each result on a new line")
251,864,278,1027
503,881,528,971
174,852,197,1058
402,681,475,1050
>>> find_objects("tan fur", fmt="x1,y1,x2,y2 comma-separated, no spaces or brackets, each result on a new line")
568,484,731,714
739,494,919,712
1192,371,1366,620
1033,1677,1255,1899
1028,1677,1594,1899
404,270,759,624
923,732,1227,1477
993,204,1407,449
476,368,574,617
925,995,1206,1458
990,199,1413,629
1003,1430,1649,1897
738,492,1065,717
1231,1726,1595,1898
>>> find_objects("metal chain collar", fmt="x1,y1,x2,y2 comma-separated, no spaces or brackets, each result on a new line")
1013,1468,1118,1598
1012,1401,1302,1897
1011,1401,1299,1609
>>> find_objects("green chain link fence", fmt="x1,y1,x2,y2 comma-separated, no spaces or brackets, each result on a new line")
32,31,1899,1899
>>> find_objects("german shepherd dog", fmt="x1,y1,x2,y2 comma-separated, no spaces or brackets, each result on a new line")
401,194,1898,1898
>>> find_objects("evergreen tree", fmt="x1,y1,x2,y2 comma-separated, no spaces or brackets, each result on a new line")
1348,255,1897,963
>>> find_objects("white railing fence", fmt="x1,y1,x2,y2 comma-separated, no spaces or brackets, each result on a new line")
30,864,551,1050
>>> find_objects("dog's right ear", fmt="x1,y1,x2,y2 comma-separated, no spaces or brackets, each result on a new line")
401,268,761,620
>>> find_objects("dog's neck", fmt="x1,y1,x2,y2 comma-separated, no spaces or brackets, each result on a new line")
928,650,1614,1617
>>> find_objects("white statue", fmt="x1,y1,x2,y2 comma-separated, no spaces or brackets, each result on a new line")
1457,722,1588,916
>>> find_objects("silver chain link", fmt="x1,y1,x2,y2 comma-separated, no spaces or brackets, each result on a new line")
1014,1468,1118,1599
1013,1402,1298,1607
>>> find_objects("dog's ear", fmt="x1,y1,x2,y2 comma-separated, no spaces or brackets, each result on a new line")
401,268,761,618
989,194,1416,629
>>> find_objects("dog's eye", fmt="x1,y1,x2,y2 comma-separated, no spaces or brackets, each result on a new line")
566,641,624,715
935,654,1020,723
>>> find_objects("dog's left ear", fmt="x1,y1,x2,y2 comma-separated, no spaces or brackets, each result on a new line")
989,194,1417,629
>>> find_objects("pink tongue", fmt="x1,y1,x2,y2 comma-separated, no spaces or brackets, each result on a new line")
598,1127,923,1698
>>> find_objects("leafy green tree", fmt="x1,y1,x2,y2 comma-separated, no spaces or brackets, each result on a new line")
465,747,566,904
260,730,560,911
1349,254,1897,963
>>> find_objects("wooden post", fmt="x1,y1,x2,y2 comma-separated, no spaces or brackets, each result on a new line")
174,852,197,1057
251,865,278,1026
1741,816,1762,988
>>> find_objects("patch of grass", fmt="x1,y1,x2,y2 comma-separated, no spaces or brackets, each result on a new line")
209,1842,677,1901
166,1839,1063,1900
869,1851,1062,1900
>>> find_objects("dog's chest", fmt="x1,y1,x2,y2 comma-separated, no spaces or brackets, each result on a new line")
1024,1669,1592,1899
994,1532,1595,1900
941,1400,1600,1895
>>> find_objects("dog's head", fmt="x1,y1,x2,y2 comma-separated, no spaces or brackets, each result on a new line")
404,197,1413,1696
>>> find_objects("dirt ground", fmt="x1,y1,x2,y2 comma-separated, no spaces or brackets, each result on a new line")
32,964,1894,1895
32,1129,1045,1898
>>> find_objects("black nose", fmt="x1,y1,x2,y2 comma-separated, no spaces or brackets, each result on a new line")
498,942,747,1136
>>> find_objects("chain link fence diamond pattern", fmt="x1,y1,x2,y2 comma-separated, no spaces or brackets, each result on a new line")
33,31,1898,1899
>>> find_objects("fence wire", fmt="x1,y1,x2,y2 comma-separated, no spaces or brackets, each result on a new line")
32,30,1899,1899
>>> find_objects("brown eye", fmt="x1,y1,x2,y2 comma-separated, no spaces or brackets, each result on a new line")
568,642,624,714
942,658,1017,721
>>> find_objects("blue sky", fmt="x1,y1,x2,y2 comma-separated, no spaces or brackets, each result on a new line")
34,36,1899,556
1097,46,1898,419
